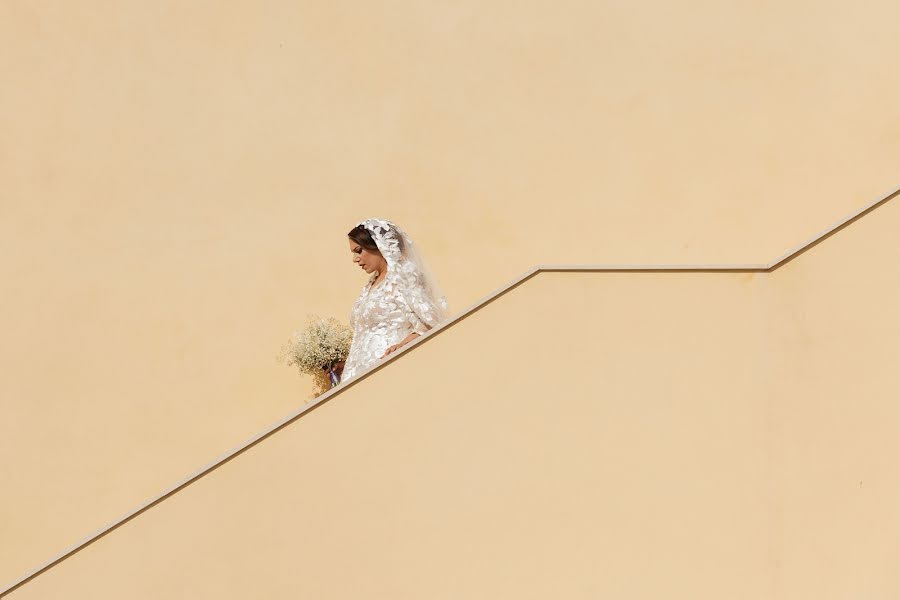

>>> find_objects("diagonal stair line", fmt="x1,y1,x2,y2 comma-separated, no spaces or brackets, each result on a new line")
2,182,897,598
767,183,900,270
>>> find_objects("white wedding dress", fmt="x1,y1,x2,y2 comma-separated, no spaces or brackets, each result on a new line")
340,218,449,383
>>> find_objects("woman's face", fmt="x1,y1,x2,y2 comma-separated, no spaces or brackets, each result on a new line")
349,238,387,276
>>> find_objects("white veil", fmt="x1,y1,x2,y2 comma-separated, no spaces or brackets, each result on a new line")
357,218,449,327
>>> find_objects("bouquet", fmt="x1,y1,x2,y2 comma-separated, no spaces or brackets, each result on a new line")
276,315,353,399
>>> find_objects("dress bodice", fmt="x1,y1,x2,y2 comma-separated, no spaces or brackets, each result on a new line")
340,268,440,383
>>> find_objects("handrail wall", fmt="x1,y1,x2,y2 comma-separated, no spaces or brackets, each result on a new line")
2,183,898,598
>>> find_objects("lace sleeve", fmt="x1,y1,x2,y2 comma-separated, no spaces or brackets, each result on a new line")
407,305,431,336
398,262,445,335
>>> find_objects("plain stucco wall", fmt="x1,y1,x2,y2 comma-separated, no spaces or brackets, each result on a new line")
2,0,899,593
6,196,900,599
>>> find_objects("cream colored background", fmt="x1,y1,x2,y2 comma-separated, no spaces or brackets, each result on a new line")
1,0,898,594
6,192,899,599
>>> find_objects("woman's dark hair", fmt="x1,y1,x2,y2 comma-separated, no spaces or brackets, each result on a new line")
348,225,380,254
348,224,404,255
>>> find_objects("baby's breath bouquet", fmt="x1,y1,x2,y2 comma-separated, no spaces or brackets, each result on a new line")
277,315,353,399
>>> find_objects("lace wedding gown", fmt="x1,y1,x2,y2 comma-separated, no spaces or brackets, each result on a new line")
340,267,443,383
340,218,449,383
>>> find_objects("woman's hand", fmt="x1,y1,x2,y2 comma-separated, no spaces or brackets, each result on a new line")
380,333,421,359
323,361,345,377
381,343,402,358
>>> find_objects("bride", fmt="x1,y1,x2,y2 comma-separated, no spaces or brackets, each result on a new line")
332,218,449,384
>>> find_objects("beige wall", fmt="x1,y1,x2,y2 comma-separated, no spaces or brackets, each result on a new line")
2,0,899,593
767,200,900,597
5,195,899,599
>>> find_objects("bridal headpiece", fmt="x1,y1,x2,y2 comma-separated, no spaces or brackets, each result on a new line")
357,217,450,325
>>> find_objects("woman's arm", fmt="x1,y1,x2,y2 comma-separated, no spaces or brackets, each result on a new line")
381,332,421,359
399,332,421,347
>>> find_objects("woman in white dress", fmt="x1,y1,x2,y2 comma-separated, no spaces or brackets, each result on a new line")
334,218,449,384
